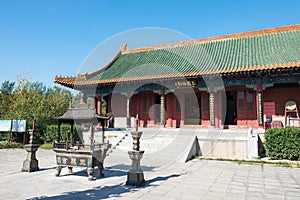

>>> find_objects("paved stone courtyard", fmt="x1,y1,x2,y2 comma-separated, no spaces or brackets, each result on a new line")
0,148,300,199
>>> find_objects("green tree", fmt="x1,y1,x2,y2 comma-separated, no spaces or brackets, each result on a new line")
44,86,72,124
7,79,44,122
0,78,73,143
0,81,15,118
0,80,15,95
4,78,72,123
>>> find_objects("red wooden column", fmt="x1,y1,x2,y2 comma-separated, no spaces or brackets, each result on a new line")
256,84,263,127
160,90,166,125
136,94,141,127
209,87,215,127
214,91,220,128
180,94,185,127
125,92,132,128
216,90,226,128
201,92,210,127
166,93,173,128
96,94,102,115
138,93,144,127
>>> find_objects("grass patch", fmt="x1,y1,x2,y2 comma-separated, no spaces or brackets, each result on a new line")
0,141,53,150
39,143,53,150
200,157,265,165
198,157,292,168
0,142,24,149
275,162,292,168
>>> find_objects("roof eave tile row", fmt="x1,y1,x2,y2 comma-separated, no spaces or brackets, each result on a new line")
54,24,300,87
54,62,300,86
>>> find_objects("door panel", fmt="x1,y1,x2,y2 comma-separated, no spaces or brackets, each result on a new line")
237,91,256,120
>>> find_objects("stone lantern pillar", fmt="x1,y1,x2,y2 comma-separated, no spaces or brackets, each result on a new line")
22,119,39,172
126,117,145,187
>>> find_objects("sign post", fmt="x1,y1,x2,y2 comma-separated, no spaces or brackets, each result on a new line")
12,120,27,144
0,120,12,145
0,120,27,145
0,120,12,132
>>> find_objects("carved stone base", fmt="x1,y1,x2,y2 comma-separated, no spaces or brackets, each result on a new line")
126,171,145,187
22,159,39,172
55,166,62,176
22,144,39,172
87,167,94,181
126,150,145,187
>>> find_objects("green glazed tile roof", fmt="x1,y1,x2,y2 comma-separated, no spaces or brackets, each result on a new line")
55,24,300,86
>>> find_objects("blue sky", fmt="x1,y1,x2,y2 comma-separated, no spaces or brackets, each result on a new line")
0,0,299,87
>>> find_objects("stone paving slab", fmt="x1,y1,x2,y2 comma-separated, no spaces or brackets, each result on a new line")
0,148,300,199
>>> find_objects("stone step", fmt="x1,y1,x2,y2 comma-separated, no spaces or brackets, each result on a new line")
105,129,200,171
113,134,175,153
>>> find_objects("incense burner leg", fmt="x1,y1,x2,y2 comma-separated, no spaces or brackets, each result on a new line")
87,167,94,181
67,166,73,174
55,165,62,176
98,163,104,177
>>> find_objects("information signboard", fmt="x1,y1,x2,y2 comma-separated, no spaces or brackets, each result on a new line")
0,120,12,132
12,120,26,132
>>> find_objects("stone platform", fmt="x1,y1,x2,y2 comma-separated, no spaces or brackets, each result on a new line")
0,148,299,199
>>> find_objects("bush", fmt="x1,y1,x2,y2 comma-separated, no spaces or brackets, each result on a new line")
0,132,27,144
39,143,53,150
0,141,24,149
265,128,300,161
0,124,82,144
39,124,80,143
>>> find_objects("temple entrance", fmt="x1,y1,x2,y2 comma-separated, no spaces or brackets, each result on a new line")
225,91,237,125
184,93,201,125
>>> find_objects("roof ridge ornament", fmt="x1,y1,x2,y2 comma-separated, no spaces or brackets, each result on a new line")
76,73,88,80
120,43,127,53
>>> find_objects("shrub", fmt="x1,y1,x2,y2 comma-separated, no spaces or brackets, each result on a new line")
39,124,80,143
0,124,81,144
0,132,27,144
39,143,53,150
0,141,24,149
265,128,300,161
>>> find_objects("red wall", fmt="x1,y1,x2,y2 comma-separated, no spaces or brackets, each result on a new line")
263,85,300,116
110,93,127,117
106,85,300,128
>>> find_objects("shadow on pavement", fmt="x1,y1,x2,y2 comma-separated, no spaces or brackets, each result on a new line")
29,174,182,199
38,167,57,172
58,164,156,179
106,164,156,172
